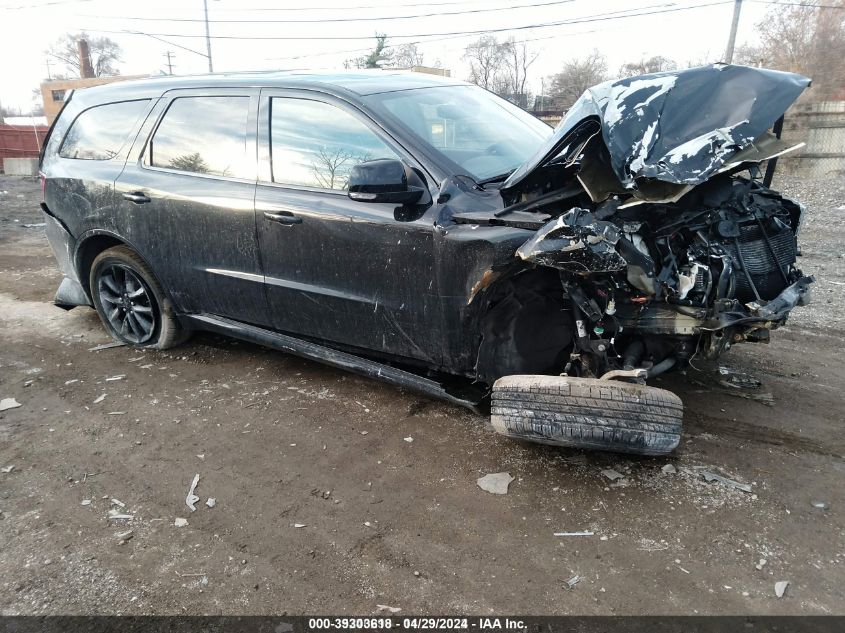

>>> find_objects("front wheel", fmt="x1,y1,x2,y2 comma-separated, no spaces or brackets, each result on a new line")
89,245,189,349
491,374,683,456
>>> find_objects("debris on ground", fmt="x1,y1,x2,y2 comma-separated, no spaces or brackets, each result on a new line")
293,523,306,528
756,558,768,570
174,518,188,527
107,509,133,520
93,394,106,404
476,472,515,495
553,531,594,537
403,436,414,443
718,366,763,390
699,470,753,493
564,575,583,590
185,474,201,512
775,581,790,598
811,500,830,510
88,341,125,352
661,464,677,475
376,605,401,614
689,376,775,406
0,398,22,412
105,375,125,382
81,499,91,506
111,498,125,507
601,468,625,481
115,530,133,544
2,465,15,474
205,498,216,508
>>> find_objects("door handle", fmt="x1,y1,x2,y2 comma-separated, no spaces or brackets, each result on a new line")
122,191,151,204
263,211,302,225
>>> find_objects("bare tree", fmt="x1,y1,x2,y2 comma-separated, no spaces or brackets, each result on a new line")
500,38,539,108
547,49,608,110
463,35,508,91
618,55,678,78
46,32,122,78
311,148,368,190
737,0,844,100
391,43,424,68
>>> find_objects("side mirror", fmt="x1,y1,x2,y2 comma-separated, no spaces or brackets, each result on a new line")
348,159,425,205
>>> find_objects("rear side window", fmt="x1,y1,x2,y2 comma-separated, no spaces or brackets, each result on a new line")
59,100,150,160
270,97,399,190
148,96,250,179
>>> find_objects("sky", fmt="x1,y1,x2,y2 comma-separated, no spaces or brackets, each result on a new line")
0,0,775,113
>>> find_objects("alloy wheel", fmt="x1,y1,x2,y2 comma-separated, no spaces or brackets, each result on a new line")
97,264,157,344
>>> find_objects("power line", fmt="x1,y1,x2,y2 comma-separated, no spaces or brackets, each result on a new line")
192,0,546,11
78,0,579,24
73,1,732,41
0,0,93,9
263,21,618,62
130,31,209,59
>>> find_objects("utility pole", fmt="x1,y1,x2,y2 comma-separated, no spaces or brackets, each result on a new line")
45,58,53,80
164,51,175,75
203,0,214,73
724,0,743,63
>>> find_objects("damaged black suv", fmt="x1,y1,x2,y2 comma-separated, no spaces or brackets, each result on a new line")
40,65,813,456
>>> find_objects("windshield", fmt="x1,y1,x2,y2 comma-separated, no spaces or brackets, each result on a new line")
365,85,553,181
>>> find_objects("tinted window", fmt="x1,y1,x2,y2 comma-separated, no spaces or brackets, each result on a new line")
270,98,398,190
59,100,150,160
150,96,251,179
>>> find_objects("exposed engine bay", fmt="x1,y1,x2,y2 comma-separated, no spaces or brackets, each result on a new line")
509,175,812,382
459,64,815,386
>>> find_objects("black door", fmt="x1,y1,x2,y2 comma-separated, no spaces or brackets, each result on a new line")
115,89,269,326
255,90,442,366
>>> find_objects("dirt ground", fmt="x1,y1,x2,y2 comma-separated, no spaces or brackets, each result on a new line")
1,174,844,615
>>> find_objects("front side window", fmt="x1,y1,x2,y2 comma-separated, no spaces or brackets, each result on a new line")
59,100,150,160
149,96,250,179
270,97,399,190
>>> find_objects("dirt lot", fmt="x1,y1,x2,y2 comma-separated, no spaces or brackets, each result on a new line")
1,174,844,615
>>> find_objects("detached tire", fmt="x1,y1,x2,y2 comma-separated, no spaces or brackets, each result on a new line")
90,245,190,350
491,375,683,456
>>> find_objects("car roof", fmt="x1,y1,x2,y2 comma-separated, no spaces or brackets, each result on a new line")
75,69,469,101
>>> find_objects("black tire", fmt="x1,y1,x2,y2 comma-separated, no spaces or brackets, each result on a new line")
89,245,190,349
491,374,683,456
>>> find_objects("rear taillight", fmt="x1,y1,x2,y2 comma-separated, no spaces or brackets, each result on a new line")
39,172,46,203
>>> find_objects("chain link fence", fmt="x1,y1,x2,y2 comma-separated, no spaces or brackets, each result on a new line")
778,100,845,179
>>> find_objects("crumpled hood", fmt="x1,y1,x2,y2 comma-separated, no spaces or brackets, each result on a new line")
503,64,811,195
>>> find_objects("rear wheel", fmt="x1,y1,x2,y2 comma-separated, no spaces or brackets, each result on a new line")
491,374,683,456
89,246,189,349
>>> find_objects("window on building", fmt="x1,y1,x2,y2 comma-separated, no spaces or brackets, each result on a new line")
148,96,251,179
59,100,150,160
270,98,398,190
51,90,66,102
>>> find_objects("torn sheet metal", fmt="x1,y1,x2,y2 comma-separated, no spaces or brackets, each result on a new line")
516,208,626,273
503,64,811,196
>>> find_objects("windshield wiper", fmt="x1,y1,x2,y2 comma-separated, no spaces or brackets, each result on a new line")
476,169,516,188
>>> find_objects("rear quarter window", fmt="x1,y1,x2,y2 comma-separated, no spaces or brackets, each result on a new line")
59,100,150,160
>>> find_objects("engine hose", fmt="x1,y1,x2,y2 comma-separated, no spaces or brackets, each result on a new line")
622,340,645,370
647,357,676,379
